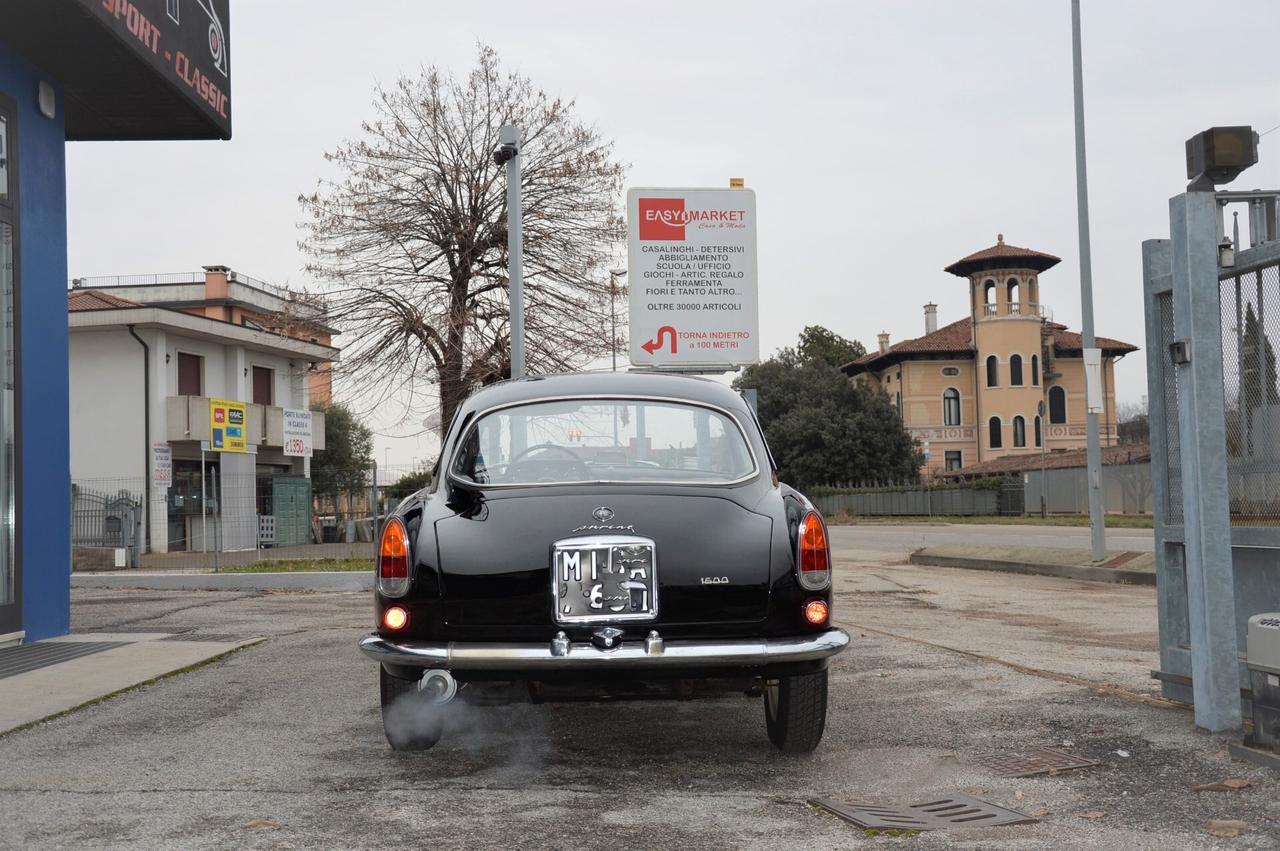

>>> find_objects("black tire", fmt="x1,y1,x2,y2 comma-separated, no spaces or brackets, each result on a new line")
763,669,828,753
380,667,444,751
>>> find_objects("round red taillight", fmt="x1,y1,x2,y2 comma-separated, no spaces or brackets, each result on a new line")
803,599,829,625
383,606,408,631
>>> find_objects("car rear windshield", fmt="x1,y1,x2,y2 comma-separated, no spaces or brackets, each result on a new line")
452,398,757,486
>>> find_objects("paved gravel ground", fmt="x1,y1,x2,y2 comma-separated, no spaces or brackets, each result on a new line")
0,543,1275,850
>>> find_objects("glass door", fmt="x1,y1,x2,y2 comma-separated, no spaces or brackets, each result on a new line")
0,99,19,637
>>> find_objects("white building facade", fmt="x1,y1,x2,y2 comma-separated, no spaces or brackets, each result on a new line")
69,290,336,554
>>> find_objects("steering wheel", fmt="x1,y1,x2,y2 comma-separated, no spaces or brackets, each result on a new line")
507,443,591,482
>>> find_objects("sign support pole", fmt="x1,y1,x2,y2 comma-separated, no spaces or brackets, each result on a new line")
1071,0,1107,561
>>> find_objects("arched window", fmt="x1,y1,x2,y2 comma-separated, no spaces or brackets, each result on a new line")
1010,354,1024,386
1013,416,1026,447
988,416,1003,449
983,279,996,304
986,355,999,387
1049,385,1067,424
1031,354,1039,385
1034,415,1042,447
943,388,961,426
1007,278,1021,311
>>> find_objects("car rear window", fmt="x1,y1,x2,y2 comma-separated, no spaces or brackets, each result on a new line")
452,398,756,486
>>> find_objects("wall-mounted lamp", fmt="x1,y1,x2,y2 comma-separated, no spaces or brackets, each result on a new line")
1219,237,1236,268
37,81,55,119
164,353,171,365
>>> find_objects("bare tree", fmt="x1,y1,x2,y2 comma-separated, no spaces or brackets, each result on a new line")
299,45,626,432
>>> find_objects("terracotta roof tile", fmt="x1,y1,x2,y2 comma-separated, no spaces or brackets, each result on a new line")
841,317,1138,376
67,289,143,311
945,235,1061,277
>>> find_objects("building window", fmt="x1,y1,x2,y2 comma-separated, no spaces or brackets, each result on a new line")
1049,385,1067,424
1031,354,1039,385
1007,278,1020,310
1034,415,1042,447
1013,415,1026,447
988,416,1002,449
252,366,274,406
177,352,203,396
941,366,959,376
896,391,901,410
943,388,961,426
986,355,999,387
944,450,962,471
1010,354,1023,386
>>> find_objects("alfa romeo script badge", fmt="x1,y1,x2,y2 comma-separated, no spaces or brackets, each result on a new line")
592,506,615,522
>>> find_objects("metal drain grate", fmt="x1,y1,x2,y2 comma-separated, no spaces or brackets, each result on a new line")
0,641,129,680
811,794,1038,831
972,747,1101,778
159,633,246,643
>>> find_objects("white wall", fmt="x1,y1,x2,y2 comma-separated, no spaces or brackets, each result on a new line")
69,330,147,483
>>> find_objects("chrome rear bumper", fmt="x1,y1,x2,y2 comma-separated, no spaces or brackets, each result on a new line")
359,628,849,671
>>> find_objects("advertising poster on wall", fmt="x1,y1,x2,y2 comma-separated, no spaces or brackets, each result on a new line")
209,398,247,452
282,408,313,458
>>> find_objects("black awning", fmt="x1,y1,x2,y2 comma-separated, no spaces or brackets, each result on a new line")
0,0,231,141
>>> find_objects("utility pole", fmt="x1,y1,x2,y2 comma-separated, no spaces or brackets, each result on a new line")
1071,0,1106,561
609,269,627,372
497,125,524,378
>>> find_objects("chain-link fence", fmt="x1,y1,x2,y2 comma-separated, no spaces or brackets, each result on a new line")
70,460,437,572
1221,260,1280,521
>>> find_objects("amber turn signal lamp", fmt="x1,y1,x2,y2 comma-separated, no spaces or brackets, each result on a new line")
377,517,411,597
803,599,829,625
797,510,831,591
383,606,408,631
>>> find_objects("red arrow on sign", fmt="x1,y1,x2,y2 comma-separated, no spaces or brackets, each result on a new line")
641,325,677,355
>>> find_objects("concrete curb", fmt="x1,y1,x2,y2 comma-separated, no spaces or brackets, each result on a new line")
71,571,373,592
910,553,1156,586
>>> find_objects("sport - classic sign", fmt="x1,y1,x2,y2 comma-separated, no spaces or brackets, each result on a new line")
627,188,759,369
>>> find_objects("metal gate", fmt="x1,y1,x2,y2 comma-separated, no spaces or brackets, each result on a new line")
271,476,312,547
70,482,141,567
1143,186,1280,731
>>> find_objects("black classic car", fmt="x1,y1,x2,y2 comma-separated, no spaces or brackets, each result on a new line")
358,371,849,752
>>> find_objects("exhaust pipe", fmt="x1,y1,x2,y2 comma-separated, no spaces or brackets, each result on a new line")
417,668,457,704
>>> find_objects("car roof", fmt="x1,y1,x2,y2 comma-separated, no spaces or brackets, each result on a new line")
455,371,752,417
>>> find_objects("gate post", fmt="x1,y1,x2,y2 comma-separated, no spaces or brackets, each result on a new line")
1168,190,1241,731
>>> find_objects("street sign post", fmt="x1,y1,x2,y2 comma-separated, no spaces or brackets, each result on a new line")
626,187,759,369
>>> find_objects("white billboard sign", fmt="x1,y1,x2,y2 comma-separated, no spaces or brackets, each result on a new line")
283,408,314,457
627,187,759,368
152,443,172,486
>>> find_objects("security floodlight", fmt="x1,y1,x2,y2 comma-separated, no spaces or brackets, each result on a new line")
1186,126,1258,190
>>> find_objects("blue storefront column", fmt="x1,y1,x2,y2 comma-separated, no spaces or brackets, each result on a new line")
0,43,71,641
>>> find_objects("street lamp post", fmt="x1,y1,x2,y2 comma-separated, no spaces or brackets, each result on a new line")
609,269,627,372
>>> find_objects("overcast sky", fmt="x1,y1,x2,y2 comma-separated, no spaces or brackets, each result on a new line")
65,0,1280,466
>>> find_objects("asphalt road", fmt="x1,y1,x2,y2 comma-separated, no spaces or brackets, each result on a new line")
1,546,1275,850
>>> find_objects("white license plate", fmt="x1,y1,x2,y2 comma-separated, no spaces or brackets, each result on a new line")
552,535,658,624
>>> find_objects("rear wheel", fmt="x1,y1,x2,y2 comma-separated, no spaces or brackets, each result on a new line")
380,668,444,751
763,669,828,753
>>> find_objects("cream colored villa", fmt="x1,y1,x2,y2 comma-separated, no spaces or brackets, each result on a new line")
841,236,1138,477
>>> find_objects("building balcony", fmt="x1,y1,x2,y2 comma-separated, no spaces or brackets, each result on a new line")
981,302,1047,318
164,396,326,451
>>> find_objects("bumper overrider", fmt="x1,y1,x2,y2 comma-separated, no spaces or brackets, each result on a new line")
359,627,850,671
